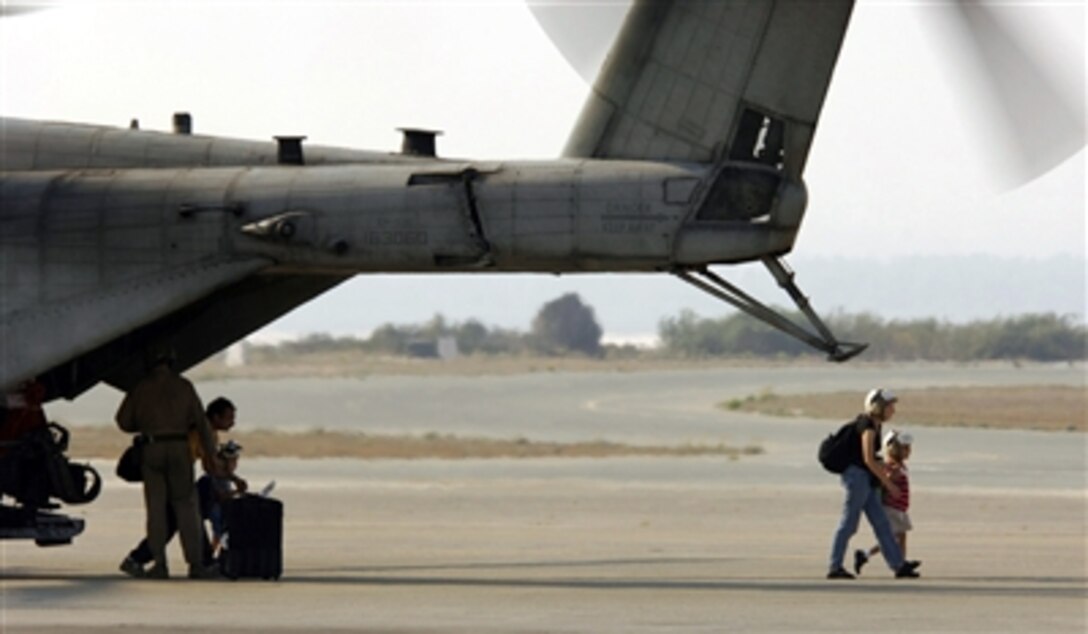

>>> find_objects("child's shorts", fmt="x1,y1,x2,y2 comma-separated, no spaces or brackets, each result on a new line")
883,507,912,534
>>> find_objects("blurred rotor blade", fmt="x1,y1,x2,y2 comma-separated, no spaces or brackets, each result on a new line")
0,7,41,17
0,1,57,17
941,1,1085,187
527,0,631,84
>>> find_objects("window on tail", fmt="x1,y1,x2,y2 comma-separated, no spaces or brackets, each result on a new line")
728,106,785,170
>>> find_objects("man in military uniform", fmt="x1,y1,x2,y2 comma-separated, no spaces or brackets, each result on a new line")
119,396,245,576
116,346,218,579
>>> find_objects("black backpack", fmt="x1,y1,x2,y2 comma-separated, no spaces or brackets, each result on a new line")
818,419,859,474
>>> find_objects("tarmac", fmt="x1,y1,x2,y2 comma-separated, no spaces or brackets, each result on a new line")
3,363,1086,632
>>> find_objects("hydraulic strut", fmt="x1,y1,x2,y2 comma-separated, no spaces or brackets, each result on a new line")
673,256,867,362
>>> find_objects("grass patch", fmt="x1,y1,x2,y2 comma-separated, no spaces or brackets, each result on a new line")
723,388,785,413
65,426,763,461
720,385,1086,432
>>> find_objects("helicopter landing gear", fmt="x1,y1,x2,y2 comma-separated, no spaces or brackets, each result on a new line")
674,256,867,362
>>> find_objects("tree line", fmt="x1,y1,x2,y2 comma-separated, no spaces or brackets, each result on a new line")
659,309,1086,362
255,294,608,359
250,294,1086,362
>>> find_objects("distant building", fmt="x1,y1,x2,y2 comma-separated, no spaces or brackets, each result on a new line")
405,340,437,358
406,337,460,360
437,336,460,360
225,342,246,367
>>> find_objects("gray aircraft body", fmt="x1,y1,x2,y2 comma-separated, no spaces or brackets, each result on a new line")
3,1,860,403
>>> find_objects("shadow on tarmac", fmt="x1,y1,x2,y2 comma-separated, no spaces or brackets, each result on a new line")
283,574,1088,600
4,559,1084,600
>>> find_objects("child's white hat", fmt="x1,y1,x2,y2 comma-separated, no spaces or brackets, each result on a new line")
883,429,913,447
218,439,243,459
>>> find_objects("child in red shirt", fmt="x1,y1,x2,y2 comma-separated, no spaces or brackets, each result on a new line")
854,430,914,575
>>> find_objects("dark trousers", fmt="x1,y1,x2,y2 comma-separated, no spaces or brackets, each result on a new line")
129,480,214,566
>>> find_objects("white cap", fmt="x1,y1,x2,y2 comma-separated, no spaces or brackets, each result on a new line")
883,429,913,447
865,388,898,411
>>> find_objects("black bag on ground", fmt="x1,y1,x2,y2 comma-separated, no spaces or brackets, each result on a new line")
220,494,283,580
115,435,145,483
818,419,859,474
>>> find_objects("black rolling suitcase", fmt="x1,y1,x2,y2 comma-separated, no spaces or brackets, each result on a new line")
219,493,283,580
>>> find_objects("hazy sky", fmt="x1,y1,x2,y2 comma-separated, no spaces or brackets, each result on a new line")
2,1,1084,338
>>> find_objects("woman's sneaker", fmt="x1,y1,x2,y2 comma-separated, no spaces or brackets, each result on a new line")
118,556,145,578
826,567,855,579
895,561,921,578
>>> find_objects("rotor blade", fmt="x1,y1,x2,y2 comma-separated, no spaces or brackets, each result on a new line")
526,0,631,84
943,1,1085,187
0,7,42,17
0,1,56,17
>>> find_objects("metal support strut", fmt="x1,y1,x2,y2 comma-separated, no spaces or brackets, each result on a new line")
673,257,868,362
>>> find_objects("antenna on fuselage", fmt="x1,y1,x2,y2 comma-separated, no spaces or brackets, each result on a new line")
398,128,442,158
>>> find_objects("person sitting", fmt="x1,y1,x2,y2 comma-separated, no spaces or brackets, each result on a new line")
197,440,245,557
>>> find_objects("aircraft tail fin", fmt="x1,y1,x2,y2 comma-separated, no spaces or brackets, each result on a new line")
564,0,854,179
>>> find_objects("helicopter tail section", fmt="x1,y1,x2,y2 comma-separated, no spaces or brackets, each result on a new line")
562,0,865,361
564,0,854,180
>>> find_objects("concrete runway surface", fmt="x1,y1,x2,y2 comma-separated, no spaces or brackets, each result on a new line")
4,363,1086,632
